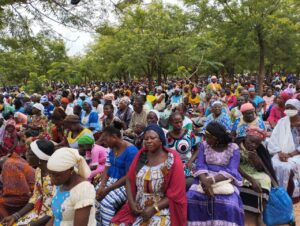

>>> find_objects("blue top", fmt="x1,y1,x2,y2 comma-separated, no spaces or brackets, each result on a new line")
252,96,265,108
81,111,101,133
107,145,138,179
202,112,232,132
44,104,54,119
171,95,183,104
14,107,25,114
52,186,70,226
232,117,265,138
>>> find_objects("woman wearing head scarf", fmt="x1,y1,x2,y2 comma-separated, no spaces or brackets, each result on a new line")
154,86,166,112
0,119,19,156
268,98,300,202
116,97,133,129
112,124,187,226
26,103,50,141
232,103,265,139
187,122,244,225
267,92,290,128
188,87,200,106
236,127,276,224
14,112,28,131
63,115,94,149
202,101,232,133
1,140,55,226
95,126,138,226
46,148,96,226
78,135,108,183
81,99,101,133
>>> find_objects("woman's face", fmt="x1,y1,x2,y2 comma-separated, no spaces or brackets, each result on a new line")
48,169,72,186
78,144,92,156
244,135,262,151
143,130,162,153
92,100,98,108
53,99,60,107
276,96,284,106
236,96,246,107
171,115,183,131
243,110,255,123
118,101,126,110
104,105,113,116
83,102,91,112
6,125,15,133
147,112,158,124
204,132,218,147
212,104,222,116
26,149,40,168
101,133,117,149
32,107,40,115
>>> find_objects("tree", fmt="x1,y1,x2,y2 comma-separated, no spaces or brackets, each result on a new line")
184,0,300,94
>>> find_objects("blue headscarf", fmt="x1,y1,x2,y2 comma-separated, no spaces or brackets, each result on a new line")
83,99,93,108
144,123,166,146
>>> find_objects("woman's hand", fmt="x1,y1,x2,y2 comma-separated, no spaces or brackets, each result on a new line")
278,152,289,162
129,201,143,216
201,177,214,196
250,178,262,193
141,206,156,221
1,215,16,226
96,187,110,201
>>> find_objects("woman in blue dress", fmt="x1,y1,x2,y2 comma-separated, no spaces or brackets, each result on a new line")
95,125,138,226
81,100,101,133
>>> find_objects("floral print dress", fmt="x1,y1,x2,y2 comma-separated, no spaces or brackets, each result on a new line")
17,168,54,225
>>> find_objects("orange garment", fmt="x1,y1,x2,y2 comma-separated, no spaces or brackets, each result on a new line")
0,153,35,217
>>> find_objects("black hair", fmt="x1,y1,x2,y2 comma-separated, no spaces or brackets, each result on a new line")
14,99,23,109
104,103,114,110
36,140,55,157
169,111,184,122
206,122,232,145
92,98,100,104
102,125,121,138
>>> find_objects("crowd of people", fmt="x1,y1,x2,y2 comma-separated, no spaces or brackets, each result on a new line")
0,74,298,226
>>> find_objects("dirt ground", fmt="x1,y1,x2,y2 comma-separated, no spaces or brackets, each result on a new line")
245,203,300,226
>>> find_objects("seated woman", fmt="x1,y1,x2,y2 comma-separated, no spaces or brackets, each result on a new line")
268,99,300,202
63,115,94,149
78,135,108,183
50,108,67,144
232,103,265,139
237,127,277,225
187,122,244,225
102,103,122,129
166,112,198,190
1,140,55,226
202,101,232,132
81,100,101,133
46,148,96,226
96,126,138,226
0,119,26,156
112,124,187,226
267,92,288,129
25,103,51,141
0,153,35,219
13,112,28,131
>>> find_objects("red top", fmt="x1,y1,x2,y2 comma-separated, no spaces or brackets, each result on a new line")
267,105,285,124
112,147,187,226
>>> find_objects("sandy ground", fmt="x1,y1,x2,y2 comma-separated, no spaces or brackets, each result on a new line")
245,203,300,226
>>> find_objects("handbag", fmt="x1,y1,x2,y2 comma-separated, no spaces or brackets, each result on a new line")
261,162,295,226
197,179,234,195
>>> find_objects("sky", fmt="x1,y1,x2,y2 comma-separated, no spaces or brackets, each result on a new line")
51,0,181,56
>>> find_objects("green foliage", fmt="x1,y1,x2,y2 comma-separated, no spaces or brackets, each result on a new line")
23,72,47,93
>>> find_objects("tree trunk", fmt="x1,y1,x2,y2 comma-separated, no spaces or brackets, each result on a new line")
256,26,265,96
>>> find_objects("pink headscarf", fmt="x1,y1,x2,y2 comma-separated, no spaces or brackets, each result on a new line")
247,126,268,140
240,103,255,113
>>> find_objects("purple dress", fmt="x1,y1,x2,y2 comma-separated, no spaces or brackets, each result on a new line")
187,142,244,226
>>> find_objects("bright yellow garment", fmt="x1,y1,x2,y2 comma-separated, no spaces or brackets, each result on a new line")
146,95,156,103
189,95,200,105
207,83,222,92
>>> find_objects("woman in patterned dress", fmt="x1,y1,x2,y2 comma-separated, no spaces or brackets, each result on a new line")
166,112,199,190
1,140,55,226
112,124,187,226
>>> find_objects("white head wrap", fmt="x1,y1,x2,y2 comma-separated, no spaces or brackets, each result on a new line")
30,140,51,161
148,109,160,120
33,103,45,114
285,99,300,111
47,148,91,179
212,100,222,107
